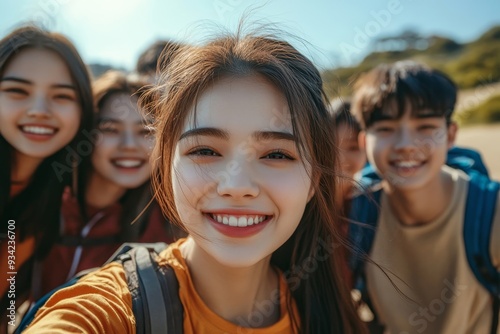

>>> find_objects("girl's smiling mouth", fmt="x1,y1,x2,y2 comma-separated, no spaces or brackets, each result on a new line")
203,211,273,238
19,124,58,141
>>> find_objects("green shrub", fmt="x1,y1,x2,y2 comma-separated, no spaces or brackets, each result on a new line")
321,25,500,100
456,94,500,125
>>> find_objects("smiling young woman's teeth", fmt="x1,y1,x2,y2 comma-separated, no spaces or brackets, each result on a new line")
210,214,266,227
112,159,144,168
21,125,56,135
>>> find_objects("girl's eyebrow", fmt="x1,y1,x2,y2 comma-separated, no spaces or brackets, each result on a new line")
0,76,75,90
253,130,296,142
179,127,296,142
0,77,30,84
98,117,121,124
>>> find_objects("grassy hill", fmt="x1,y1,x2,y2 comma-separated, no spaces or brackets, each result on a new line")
322,25,500,98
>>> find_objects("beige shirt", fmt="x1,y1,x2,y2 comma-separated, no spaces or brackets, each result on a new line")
366,166,500,334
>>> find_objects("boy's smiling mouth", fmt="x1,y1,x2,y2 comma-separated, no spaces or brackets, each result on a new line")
391,160,424,168
389,159,426,175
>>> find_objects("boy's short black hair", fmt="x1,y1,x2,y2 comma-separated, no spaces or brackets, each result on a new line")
351,60,457,129
329,99,361,133
135,39,185,76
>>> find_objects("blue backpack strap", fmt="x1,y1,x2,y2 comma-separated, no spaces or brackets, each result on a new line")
348,188,382,289
463,172,500,296
463,172,500,334
447,146,490,177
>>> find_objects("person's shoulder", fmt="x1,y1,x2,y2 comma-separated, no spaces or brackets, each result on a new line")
23,262,134,333
77,261,128,287
442,165,469,180
156,238,188,269
442,165,470,193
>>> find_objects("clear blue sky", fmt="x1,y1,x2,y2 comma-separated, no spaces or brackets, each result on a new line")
1,0,499,71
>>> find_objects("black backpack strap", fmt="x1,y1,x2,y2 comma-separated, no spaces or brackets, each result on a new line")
463,172,500,334
135,247,168,333
158,262,184,332
119,243,183,334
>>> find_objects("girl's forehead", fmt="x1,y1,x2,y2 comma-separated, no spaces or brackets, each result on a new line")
100,93,144,122
2,47,73,85
182,75,293,134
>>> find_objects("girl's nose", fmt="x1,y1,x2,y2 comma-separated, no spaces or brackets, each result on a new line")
27,96,51,118
120,130,139,149
216,162,260,199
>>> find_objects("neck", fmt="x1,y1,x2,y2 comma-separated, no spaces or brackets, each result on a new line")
383,169,453,226
11,152,44,193
180,237,280,327
85,171,126,209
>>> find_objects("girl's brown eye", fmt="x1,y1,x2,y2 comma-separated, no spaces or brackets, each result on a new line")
262,150,295,160
98,122,118,134
189,148,219,156
4,88,28,97
54,94,76,101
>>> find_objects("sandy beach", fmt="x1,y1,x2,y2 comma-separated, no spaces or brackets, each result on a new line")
455,124,500,180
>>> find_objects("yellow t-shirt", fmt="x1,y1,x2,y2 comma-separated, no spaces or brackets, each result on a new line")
24,239,299,334
365,166,500,334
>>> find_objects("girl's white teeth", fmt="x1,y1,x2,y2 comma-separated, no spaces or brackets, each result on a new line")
211,214,266,227
113,159,143,168
22,126,55,135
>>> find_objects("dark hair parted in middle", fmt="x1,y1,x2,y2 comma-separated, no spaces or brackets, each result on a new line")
351,60,457,129
140,31,367,334
329,100,361,133
135,39,186,77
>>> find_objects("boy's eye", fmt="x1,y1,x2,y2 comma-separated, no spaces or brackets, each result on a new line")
375,126,394,133
418,124,437,131
262,150,295,160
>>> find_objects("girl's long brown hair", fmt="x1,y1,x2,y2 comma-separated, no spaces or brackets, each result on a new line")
140,27,367,334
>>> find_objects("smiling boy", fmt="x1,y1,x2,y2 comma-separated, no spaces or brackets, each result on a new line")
350,61,500,333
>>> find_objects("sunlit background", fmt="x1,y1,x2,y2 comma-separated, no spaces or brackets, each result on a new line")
1,0,499,70
2,0,500,178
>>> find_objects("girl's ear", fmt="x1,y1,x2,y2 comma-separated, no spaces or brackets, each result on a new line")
358,131,366,150
446,122,458,149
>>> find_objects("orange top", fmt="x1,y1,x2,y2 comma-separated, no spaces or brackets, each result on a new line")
25,239,300,334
